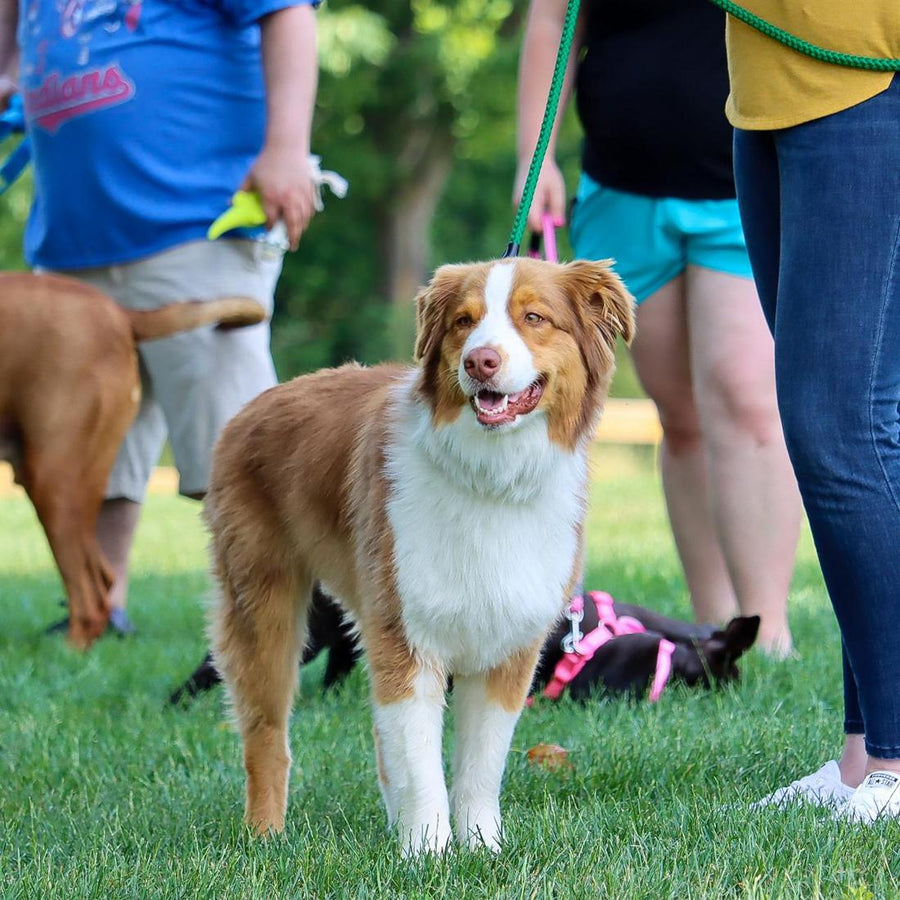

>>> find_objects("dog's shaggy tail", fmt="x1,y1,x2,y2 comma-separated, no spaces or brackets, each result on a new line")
126,297,266,342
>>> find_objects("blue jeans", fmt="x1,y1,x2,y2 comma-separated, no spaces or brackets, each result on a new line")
734,75,900,759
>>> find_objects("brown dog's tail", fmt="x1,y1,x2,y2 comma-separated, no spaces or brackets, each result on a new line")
125,297,266,343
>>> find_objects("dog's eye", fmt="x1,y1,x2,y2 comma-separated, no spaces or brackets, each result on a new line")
524,312,545,325
455,314,474,328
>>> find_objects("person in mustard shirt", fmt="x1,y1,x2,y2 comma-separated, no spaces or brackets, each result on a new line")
515,0,801,659
724,1,900,822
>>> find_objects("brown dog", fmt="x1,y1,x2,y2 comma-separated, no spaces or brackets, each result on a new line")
0,271,265,649
208,257,634,854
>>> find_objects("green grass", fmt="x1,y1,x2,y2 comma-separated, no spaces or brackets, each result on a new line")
1,447,897,899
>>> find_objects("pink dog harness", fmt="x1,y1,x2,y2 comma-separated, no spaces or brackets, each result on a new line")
541,591,676,703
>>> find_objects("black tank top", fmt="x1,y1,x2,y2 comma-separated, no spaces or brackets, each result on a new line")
576,0,735,199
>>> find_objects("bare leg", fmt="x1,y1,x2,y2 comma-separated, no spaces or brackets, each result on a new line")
686,267,801,656
840,734,867,787
631,277,738,624
97,490,204,612
95,497,142,611
865,754,900,778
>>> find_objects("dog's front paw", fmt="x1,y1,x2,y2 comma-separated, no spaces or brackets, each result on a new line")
454,808,502,853
244,792,287,836
244,811,286,836
399,818,453,857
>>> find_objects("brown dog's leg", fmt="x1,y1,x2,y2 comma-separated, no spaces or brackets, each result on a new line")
16,382,134,649
211,554,309,835
25,471,113,649
48,526,113,650
451,641,543,851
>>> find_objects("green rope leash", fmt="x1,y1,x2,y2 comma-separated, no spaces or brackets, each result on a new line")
505,0,581,258
709,0,900,71
508,0,900,258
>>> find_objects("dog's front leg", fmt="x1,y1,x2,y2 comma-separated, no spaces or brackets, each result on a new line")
450,642,542,852
371,661,451,856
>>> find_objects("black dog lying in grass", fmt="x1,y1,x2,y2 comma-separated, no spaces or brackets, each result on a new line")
531,592,759,701
170,587,758,705
168,584,360,705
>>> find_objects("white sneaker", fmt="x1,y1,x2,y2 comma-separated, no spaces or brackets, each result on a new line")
840,771,900,823
751,760,855,809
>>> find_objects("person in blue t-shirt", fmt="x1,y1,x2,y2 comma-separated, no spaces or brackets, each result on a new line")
0,0,319,634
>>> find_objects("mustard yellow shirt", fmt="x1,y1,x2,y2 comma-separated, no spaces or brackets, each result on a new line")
724,1,900,130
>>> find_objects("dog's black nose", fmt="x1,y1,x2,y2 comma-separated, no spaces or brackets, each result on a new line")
464,346,501,382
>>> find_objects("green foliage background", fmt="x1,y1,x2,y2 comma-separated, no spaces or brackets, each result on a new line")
0,1,642,397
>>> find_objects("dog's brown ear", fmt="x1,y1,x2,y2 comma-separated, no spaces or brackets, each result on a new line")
563,259,636,348
413,265,464,364
413,282,439,364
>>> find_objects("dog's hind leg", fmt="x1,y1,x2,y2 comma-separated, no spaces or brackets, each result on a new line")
211,553,310,835
450,641,542,852
23,464,113,649
17,389,133,649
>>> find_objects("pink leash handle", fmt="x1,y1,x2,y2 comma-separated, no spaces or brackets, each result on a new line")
541,212,558,263
527,212,560,263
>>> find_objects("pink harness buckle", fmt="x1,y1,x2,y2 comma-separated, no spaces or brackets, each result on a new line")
541,592,676,703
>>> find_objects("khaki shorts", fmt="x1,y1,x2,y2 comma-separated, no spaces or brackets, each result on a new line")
52,239,281,501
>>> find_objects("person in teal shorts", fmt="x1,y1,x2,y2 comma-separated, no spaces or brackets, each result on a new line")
515,0,801,656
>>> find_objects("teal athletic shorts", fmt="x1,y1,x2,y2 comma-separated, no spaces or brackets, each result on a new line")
569,173,754,304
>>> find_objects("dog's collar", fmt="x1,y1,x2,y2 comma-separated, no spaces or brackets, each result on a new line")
541,591,675,702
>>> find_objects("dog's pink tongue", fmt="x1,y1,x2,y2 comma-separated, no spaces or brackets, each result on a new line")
478,390,506,410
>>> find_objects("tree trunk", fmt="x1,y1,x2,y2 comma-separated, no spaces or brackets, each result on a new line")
380,126,455,360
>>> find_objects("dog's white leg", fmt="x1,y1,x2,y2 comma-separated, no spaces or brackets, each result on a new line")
450,643,541,853
450,673,521,853
371,665,452,856
372,725,398,828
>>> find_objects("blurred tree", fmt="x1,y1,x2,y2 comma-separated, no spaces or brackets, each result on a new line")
0,141,29,270
280,0,641,394
0,6,642,395
275,0,529,372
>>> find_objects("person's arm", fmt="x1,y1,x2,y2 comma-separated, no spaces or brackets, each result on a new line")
242,3,318,251
0,0,19,108
514,0,584,234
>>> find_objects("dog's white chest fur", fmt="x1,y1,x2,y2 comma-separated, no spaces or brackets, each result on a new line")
385,381,585,674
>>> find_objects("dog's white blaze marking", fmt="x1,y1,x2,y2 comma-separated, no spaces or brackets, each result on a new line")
450,675,519,851
371,667,452,856
386,374,586,674
483,258,515,313
460,261,538,394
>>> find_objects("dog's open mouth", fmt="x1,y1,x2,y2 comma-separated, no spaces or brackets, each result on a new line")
471,378,545,427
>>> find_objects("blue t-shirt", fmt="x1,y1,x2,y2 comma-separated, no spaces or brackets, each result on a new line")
18,0,314,269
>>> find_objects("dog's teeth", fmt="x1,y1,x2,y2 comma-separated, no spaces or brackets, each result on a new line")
476,394,509,415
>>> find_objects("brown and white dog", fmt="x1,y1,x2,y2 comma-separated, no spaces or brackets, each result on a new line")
207,256,634,854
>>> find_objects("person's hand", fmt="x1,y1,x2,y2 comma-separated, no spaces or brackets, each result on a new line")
513,157,567,235
0,74,17,111
241,142,317,251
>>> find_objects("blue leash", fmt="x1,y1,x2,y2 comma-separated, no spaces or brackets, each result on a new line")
0,94,30,194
